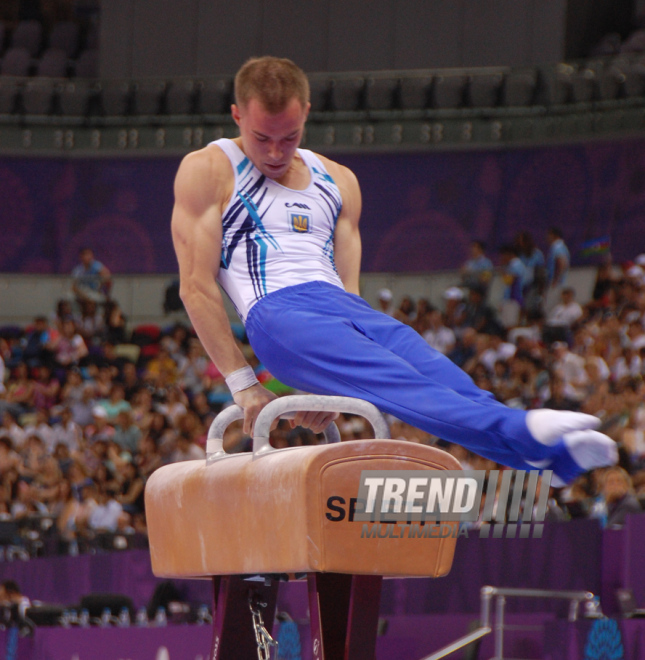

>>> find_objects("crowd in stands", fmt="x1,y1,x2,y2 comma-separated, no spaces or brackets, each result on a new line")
0,232,644,558
379,229,645,528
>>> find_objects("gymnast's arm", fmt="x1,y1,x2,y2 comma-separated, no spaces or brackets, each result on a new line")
325,160,362,296
171,147,277,435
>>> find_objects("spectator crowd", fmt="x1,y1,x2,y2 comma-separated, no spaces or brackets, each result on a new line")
0,233,644,559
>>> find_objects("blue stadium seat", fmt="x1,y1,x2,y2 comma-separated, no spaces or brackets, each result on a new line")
22,79,57,114
198,77,232,115
97,80,132,116
329,77,365,111
59,80,95,116
11,19,43,57
467,73,503,108
0,47,32,76
537,65,573,106
0,79,20,114
308,77,331,112
37,48,69,77
48,21,80,58
501,71,537,107
74,48,98,77
166,79,198,115
571,68,596,103
365,77,400,111
399,76,432,110
432,75,466,109
132,80,167,115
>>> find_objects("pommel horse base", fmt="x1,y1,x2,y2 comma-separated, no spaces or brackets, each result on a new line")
146,396,462,659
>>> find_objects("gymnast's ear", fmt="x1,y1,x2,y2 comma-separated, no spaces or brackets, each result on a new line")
231,104,241,126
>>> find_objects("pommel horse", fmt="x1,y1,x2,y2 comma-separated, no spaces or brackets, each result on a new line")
145,395,462,659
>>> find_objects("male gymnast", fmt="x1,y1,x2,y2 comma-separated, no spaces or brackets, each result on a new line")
171,56,617,485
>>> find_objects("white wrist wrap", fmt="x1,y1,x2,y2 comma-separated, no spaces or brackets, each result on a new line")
225,366,259,395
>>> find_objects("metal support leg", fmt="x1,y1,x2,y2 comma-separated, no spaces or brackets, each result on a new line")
307,573,383,660
210,576,279,659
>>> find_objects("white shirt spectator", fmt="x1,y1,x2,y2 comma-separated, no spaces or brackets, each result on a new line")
51,418,82,453
480,340,516,373
546,300,583,328
88,498,123,533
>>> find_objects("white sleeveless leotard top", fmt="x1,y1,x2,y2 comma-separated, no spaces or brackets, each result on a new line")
214,138,345,322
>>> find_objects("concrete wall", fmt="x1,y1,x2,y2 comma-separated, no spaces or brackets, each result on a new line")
99,0,567,79
0,268,597,329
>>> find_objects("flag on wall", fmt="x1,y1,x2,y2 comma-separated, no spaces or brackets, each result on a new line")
579,236,610,259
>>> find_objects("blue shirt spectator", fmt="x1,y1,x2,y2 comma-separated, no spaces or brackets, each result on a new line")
71,248,112,304
546,228,570,288
461,240,494,295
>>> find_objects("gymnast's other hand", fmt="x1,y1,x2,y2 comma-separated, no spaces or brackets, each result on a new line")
290,410,340,435
233,383,278,437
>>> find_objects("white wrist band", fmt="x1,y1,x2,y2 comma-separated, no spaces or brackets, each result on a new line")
225,366,259,395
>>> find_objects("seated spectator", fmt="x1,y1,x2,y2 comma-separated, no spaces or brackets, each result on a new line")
393,295,416,325
156,386,187,426
544,375,581,412
53,442,73,478
23,409,56,452
33,365,60,412
119,362,140,401
447,327,478,368
479,333,517,374
499,244,527,329
515,230,545,316
85,406,115,446
52,318,89,368
177,338,209,394
96,384,131,421
190,391,216,428
461,240,493,296
170,432,206,463
135,434,162,479
161,324,190,362
462,284,502,335
60,368,96,427
0,580,31,619
145,412,176,456
3,362,36,415
422,309,456,355
76,299,105,348
543,287,583,345
23,316,56,368
0,437,20,475
376,288,394,316
86,486,126,535
11,479,48,521
71,247,112,306
0,412,27,452
601,467,642,528
116,460,145,516
53,479,80,552
112,410,141,455
93,365,115,399
442,287,466,331
103,301,128,345
144,347,178,386
551,341,588,403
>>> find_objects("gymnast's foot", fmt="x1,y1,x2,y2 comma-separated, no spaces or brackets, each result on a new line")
549,430,618,487
525,409,600,444
525,409,617,486
526,409,618,488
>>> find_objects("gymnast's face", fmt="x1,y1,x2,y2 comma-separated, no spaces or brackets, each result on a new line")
232,96,309,180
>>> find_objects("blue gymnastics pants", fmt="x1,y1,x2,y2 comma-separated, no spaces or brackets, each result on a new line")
246,281,580,477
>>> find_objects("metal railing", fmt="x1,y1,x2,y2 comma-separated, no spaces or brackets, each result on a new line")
421,585,597,660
